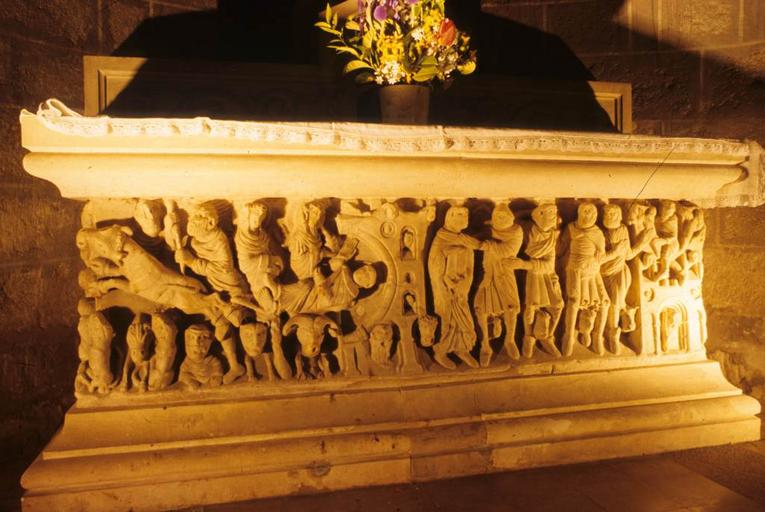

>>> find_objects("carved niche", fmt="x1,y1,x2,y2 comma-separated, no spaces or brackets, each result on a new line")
73,197,709,396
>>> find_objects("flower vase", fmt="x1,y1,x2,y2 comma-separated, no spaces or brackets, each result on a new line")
378,85,430,125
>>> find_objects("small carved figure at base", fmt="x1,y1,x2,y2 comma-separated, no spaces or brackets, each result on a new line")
240,322,276,382
179,324,223,389
120,314,151,392
148,313,177,391
75,299,117,395
522,203,563,359
369,324,395,367
283,314,340,380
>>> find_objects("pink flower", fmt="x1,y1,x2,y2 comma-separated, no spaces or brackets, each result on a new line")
373,5,388,20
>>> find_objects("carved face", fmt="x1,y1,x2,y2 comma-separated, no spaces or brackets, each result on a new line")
532,204,558,231
626,204,645,226
402,230,415,248
134,200,163,238
418,315,438,347
352,265,377,289
659,200,676,219
240,322,268,357
603,204,622,229
76,225,132,266
187,206,218,238
577,203,597,228
185,325,214,362
369,324,394,364
491,204,515,231
444,206,469,232
245,202,268,232
304,203,324,230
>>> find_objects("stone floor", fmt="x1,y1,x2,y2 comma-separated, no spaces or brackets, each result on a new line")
4,422,764,512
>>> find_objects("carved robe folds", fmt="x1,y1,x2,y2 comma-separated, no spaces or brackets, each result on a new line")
17,103,764,512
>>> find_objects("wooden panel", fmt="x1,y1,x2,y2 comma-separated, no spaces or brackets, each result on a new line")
84,55,631,132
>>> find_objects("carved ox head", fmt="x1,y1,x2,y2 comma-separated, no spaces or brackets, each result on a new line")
282,314,340,358
76,225,133,266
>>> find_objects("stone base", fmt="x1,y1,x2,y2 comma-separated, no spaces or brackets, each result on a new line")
21,357,761,512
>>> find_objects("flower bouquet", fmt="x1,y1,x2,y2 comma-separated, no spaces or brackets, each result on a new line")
315,0,477,86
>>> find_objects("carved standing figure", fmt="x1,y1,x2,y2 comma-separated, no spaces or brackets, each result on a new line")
522,203,563,358
148,313,177,391
234,201,284,314
369,323,395,367
561,202,609,356
474,203,527,366
428,205,481,370
600,203,636,354
178,324,223,389
652,200,680,282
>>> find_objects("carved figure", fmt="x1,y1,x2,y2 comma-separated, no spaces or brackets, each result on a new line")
428,205,481,370
561,202,609,356
676,205,706,282
369,323,395,366
474,203,526,366
416,315,438,347
76,225,244,383
401,228,416,260
75,299,116,395
148,313,177,391
280,201,342,281
133,199,164,239
282,314,340,379
234,201,284,314
120,315,151,392
178,324,223,389
651,200,680,282
240,322,276,382
600,204,636,354
522,203,563,358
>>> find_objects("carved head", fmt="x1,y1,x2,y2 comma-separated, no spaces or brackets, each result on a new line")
151,314,177,356
401,228,415,249
187,204,219,238
417,315,439,347
369,323,394,364
603,204,623,229
76,225,133,266
626,203,646,226
283,314,339,358
576,203,598,229
240,322,269,357
302,202,325,231
531,203,557,231
659,200,676,220
185,324,214,362
133,200,164,238
240,201,268,232
444,206,469,233
489,203,515,231
352,264,378,289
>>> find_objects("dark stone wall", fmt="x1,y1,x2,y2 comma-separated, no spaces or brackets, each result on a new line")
0,0,763,505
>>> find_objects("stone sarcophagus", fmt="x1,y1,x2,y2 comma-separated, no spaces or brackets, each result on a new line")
18,100,764,511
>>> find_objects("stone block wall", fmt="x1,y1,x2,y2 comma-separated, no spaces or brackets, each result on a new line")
0,0,763,502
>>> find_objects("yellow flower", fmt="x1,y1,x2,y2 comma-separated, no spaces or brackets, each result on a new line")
379,35,405,63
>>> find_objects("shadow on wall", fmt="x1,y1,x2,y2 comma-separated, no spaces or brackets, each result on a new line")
105,0,617,131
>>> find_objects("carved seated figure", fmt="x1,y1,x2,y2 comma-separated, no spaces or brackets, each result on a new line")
234,201,284,314
179,324,223,389
240,322,276,382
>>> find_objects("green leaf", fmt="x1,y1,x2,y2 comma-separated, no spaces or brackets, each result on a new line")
345,19,360,31
325,3,331,23
355,72,375,84
343,60,375,74
458,61,476,75
413,65,437,82
332,12,338,27
328,46,361,58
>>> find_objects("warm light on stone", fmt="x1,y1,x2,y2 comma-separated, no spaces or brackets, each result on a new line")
17,100,764,512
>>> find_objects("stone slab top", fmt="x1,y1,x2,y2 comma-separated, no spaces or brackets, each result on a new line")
19,99,765,207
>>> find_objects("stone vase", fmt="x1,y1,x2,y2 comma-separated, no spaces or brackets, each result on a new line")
379,84,430,125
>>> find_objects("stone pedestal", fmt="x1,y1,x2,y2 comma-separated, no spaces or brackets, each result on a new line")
18,100,764,511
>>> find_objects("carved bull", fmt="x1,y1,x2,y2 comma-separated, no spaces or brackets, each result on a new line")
282,314,340,379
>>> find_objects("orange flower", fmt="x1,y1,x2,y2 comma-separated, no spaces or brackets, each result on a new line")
438,18,457,46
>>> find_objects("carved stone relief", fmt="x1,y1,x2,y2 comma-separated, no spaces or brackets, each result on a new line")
73,196,709,396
